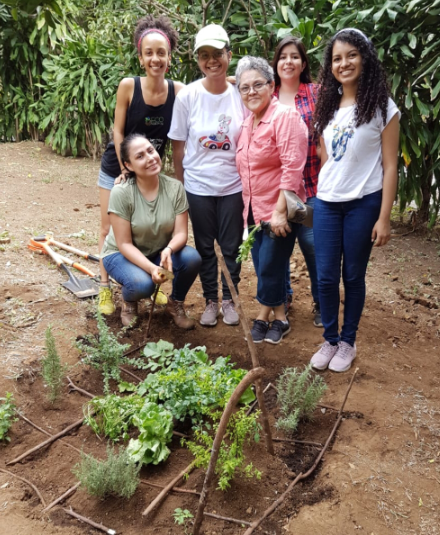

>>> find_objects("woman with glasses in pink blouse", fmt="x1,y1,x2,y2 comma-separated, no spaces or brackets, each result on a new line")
235,56,308,345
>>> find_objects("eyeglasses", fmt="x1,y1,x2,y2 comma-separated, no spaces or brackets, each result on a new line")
197,50,225,61
238,81,270,95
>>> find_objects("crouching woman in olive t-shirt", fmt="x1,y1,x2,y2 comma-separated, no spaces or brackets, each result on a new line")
100,133,201,329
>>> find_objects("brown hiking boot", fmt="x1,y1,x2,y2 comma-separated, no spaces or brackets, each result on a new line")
166,298,195,330
121,300,138,327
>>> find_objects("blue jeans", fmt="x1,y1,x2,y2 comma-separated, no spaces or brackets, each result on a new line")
285,196,319,304
251,224,299,308
314,190,382,346
102,246,201,303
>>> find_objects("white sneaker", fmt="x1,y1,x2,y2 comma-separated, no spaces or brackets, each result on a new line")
310,341,339,370
328,341,357,372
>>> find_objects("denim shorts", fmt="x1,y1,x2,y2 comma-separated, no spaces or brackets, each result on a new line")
97,169,116,190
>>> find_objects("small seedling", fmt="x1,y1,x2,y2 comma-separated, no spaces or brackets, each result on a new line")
0,393,18,442
42,325,66,403
173,508,193,534
276,364,327,434
72,445,140,499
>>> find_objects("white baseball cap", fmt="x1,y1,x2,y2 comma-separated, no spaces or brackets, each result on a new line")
194,24,229,52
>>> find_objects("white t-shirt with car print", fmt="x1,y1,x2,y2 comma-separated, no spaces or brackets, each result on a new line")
317,98,400,202
168,79,248,197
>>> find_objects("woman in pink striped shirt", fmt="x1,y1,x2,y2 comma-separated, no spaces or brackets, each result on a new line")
235,56,308,344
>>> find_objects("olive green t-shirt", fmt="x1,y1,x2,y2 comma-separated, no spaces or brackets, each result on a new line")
101,174,188,259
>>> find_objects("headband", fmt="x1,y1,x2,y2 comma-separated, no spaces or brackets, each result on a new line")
335,28,369,42
137,29,171,54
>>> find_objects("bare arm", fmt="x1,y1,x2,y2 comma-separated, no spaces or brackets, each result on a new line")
113,78,134,182
172,140,186,184
270,190,291,237
110,213,164,284
159,211,189,272
372,114,400,247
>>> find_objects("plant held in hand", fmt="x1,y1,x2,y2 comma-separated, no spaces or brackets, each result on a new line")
0,393,18,442
236,224,261,263
276,364,327,434
42,325,66,403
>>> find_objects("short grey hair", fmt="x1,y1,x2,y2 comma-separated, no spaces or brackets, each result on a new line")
235,56,274,87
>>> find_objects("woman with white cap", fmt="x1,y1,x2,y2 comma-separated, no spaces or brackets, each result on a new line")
169,24,248,328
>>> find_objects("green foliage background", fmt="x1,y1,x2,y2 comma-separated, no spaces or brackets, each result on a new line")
1,0,439,224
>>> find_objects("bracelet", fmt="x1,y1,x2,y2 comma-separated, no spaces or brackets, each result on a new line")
165,246,174,254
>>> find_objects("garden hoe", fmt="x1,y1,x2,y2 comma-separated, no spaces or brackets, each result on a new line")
28,238,99,298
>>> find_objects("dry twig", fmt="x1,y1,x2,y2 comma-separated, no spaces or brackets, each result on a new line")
41,482,80,514
0,468,46,507
63,507,116,534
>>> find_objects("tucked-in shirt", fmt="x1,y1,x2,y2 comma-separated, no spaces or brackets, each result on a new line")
274,83,320,198
168,79,248,197
101,174,188,259
318,98,400,202
236,97,308,226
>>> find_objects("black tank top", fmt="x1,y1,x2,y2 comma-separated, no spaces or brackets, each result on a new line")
101,77,175,178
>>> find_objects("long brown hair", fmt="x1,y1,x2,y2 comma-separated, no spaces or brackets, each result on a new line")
272,36,312,87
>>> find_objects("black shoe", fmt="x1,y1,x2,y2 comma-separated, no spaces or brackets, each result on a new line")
264,320,291,344
313,303,323,327
250,320,269,343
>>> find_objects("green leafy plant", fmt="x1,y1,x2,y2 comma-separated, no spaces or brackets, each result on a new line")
0,393,17,442
184,408,262,491
72,445,140,499
276,364,327,434
135,343,255,423
173,508,194,534
77,312,130,394
236,225,261,263
125,339,174,371
126,401,174,466
41,325,66,403
84,393,145,441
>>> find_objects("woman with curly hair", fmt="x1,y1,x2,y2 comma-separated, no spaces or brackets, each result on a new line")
272,36,322,326
97,15,184,316
310,28,400,372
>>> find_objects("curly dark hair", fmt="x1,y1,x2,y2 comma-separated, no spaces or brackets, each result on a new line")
133,14,179,53
272,36,312,87
314,29,389,136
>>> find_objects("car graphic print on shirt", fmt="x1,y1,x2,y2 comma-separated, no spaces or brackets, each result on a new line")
331,120,355,162
199,114,232,151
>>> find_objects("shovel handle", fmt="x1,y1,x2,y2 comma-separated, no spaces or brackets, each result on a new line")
29,240,96,277
33,236,99,263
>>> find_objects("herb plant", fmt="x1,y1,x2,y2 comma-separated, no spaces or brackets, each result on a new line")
77,312,130,394
276,364,327,434
84,394,145,441
236,225,261,263
184,408,262,491
0,393,17,442
73,445,140,499
42,325,66,403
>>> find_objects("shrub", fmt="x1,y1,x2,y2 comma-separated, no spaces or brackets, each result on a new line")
72,445,140,499
276,364,327,434
42,325,65,403
0,393,17,442
77,312,130,394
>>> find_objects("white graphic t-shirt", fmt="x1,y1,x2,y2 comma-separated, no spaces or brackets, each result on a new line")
168,79,248,196
317,98,400,202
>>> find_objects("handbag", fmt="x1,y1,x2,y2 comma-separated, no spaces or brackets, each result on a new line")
283,190,313,228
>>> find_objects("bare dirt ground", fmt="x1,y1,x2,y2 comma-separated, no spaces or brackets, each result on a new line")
1,141,439,535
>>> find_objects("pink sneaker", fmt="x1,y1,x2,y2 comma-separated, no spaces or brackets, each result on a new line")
328,341,357,372
310,341,339,370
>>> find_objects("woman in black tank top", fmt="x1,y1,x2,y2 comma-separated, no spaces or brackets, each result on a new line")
97,15,185,315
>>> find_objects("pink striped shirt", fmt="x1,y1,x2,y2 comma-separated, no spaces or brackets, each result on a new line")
236,97,308,226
